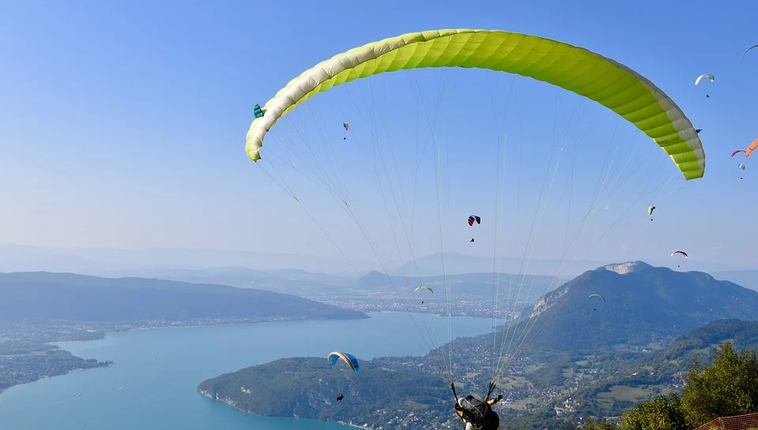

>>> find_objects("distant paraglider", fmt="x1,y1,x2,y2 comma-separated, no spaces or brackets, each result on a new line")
415,285,433,304
671,250,688,268
734,150,747,179
648,205,656,221
695,73,715,98
588,294,606,311
342,122,349,139
328,351,359,402
468,215,481,243
328,351,359,372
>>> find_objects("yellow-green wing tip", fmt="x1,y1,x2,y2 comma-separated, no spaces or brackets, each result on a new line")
246,119,264,162
245,139,261,162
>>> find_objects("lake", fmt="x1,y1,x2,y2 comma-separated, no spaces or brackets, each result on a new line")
0,312,493,429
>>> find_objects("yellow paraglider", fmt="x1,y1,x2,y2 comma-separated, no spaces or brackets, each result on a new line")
246,29,705,180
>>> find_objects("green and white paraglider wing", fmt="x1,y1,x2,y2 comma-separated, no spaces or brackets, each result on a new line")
695,73,715,86
246,29,705,180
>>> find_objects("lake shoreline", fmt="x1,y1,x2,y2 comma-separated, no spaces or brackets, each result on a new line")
1,313,373,397
199,389,374,430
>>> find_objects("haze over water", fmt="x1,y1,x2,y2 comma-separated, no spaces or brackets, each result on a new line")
0,312,492,430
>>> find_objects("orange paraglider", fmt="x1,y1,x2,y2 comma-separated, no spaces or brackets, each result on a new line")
745,139,758,157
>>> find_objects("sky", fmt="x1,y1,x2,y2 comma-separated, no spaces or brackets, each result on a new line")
2,0,758,272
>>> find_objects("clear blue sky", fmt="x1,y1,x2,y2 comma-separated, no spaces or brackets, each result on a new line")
1,0,757,270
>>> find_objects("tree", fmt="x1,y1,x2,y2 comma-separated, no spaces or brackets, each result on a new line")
681,341,758,427
619,393,686,430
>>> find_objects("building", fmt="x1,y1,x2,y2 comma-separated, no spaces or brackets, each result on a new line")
693,412,758,430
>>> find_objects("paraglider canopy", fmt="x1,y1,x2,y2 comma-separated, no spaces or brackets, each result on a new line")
695,74,714,98
671,250,688,258
732,149,747,157
468,215,481,226
415,285,434,294
695,74,715,86
328,351,360,372
245,29,706,180
588,293,606,311
746,140,758,157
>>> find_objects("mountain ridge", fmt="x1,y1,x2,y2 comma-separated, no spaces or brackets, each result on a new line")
0,271,367,322
518,261,758,352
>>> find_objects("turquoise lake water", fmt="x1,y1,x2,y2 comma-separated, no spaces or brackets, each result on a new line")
0,312,493,429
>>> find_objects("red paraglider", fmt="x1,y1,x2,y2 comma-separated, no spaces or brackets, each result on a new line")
671,250,688,268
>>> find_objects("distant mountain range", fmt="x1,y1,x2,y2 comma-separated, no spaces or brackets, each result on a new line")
0,243,376,275
0,272,366,322
2,243,747,280
357,270,557,303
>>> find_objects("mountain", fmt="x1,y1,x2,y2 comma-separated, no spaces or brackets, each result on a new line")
644,318,758,367
712,270,758,292
568,318,758,417
118,266,356,296
0,272,367,322
517,261,758,352
357,270,557,302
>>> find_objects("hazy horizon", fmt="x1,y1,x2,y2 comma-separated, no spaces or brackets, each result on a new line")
3,0,756,283
0,242,749,279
